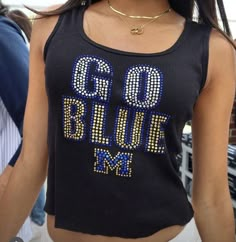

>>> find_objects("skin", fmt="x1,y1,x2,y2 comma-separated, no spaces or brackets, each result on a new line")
0,166,13,199
0,0,235,241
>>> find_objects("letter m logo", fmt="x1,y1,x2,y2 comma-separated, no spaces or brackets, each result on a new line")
94,148,132,178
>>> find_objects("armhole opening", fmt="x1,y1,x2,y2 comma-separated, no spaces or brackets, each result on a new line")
43,14,64,61
200,26,212,92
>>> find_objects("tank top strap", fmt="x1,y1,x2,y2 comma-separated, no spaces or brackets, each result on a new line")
44,5,86,61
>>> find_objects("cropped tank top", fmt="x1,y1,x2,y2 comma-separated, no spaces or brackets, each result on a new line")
44,5,211,238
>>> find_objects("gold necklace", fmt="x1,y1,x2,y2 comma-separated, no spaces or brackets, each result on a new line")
107,0,171,20
119,16,160,35
107,0,172,35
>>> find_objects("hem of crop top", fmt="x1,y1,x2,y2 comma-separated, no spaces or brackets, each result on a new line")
78,6,191,57
44,209,194,239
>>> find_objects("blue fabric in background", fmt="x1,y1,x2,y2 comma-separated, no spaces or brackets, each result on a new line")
0,15,28,166
30,186,46,226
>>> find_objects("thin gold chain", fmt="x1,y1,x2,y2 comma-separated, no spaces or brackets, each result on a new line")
107,0,172,20
118,16,160,35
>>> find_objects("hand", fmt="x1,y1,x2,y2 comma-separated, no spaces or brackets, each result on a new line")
0,165,13,200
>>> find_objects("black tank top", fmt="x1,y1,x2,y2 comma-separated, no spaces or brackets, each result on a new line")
44,5,211,238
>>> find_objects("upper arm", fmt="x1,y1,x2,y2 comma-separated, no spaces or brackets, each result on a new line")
19,14,59,177
191,30,236,205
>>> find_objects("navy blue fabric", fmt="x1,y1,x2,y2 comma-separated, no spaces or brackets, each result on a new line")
0,16,29,166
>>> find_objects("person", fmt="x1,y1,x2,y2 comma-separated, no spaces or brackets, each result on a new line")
0,2,32,242
0,0,236,241
7,9,32,42
0,5,48,241
7,7,47,234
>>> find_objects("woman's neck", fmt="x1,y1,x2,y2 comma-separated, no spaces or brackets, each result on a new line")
106,0,170,17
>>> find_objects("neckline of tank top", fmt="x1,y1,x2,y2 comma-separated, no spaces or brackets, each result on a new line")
78,5,191,57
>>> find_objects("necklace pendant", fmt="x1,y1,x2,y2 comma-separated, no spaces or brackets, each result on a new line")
130,27,144,35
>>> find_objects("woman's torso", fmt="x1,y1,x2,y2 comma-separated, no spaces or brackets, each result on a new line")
41,1,210,241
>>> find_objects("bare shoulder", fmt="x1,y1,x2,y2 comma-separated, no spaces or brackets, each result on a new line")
209,29,235,59
31,4,63,55
207,29,236,87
